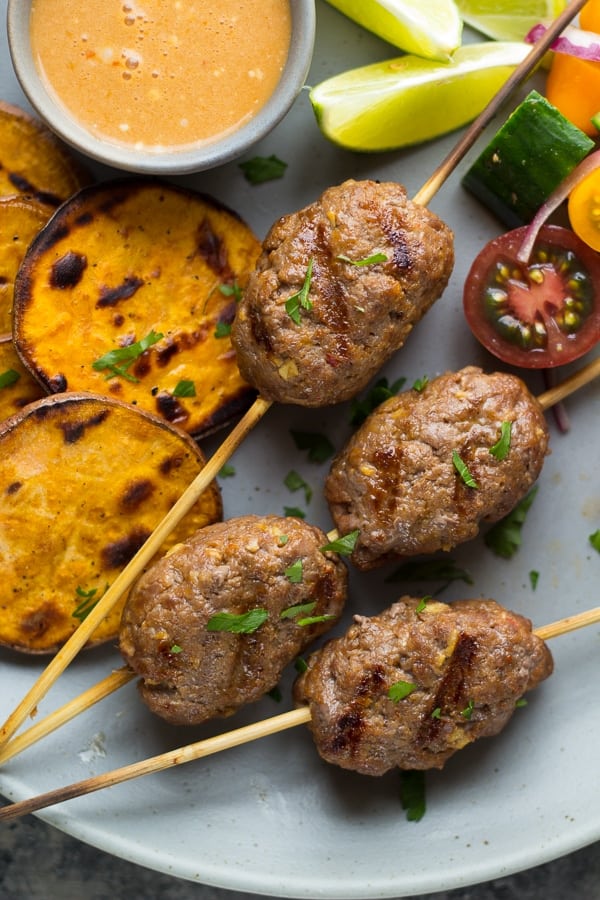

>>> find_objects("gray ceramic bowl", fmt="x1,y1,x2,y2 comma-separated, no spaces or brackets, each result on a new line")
7,1,315,174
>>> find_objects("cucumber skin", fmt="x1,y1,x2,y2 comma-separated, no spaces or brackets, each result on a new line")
462,90,595,227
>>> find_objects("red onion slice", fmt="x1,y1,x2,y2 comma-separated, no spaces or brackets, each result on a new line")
526,23,600,60
517,149,600,262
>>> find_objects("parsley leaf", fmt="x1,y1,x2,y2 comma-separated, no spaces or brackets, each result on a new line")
285,259,314,324
284,559,303,583
452,450,479,488
337,252,388,266
173,379,196,398
589,530,600,553
295,657,308,674
214,320,232,338
296,614,337,627
484,487,538,559
219,282,242,302
290,430,335,463
72,584,107,622
388,680,417,701
284,506,306,519
218,463,236,478
489,421,512,460
0,369,20,390
400,770,426,822
281,601,316,620
412,375,429,392
284,469,312,504
461,699,475,720
170,644,183,654
239,154,287,184
92,329,163,382
320,529,359,556
206,609,268,634
529,570,539,590
350,376,406,427
385,558,474,592
268,685,283,702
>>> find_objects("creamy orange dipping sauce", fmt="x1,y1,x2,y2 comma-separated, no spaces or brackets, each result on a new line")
29,0,292,151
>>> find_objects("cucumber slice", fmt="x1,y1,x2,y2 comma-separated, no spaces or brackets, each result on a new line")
462,90,595,227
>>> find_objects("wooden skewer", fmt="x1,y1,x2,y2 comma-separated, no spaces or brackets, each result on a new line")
1,350,599,766
0,602,598,823
0,668,136,766
0,0,587,754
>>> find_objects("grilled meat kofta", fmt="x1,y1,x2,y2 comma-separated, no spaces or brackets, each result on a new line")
119,515,348,726
231,179,454,406
325,366,549,570
293,596,553,775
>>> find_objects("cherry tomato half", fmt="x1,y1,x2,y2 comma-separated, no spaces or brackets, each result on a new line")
463,224,600,368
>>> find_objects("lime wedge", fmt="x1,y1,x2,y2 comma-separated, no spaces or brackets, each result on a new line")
455,0,568,41
310,42,532,152
324,0,463,61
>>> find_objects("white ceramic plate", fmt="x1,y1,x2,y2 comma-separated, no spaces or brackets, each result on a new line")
1,4,599,897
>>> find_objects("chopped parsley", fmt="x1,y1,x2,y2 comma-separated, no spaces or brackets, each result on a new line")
92,329,163,382
295,657,308,674
484,487,538,559
218,463,236,478
285,258,314,324
268,685,283,702
219,282,242,302
172,379,196,398
515,698,528,708
295,614,337,627
461,699,475,720
290,430,335,463
72,584,106,622
400,770,426,822
589,530,600,553
0,369,20,389
239,154,288,184
214,320,232,338
284,559,304,583
337,252,388,266
350,376,406,427
284,469,312,504
320,529,359,556
385,558,474,592
277,534,289,546
452,450,478,488
431,707,442,719
489,421,512,460
206,609,268,634
411,375,429,392
415,595,431,613
529,570,539,590
388,680,417,701
170,643,183,654
281,601,316,620
284,506,306,519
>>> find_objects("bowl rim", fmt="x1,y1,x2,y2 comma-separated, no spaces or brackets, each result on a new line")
6,0,316,174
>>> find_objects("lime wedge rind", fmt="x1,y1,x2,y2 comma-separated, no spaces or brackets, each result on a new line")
456,0,568,41
324,0,463,61
310,42,532,152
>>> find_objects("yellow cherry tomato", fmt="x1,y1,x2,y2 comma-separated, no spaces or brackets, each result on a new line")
568,168,600,251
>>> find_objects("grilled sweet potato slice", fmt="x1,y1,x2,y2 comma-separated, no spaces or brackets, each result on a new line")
0,335,46,421
0,392,222,653
13,178,261,438
0,195,52,332
0,101,91,206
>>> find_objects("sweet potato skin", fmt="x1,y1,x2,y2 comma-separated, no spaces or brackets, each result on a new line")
0,393,222,653
0,195,51,333
13,178,261,439
0,101,91,206
0,335,45,421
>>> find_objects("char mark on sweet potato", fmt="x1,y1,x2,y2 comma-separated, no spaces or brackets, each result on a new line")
49,251,88,289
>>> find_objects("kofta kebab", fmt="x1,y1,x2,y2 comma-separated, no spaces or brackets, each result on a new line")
1,0,599,816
